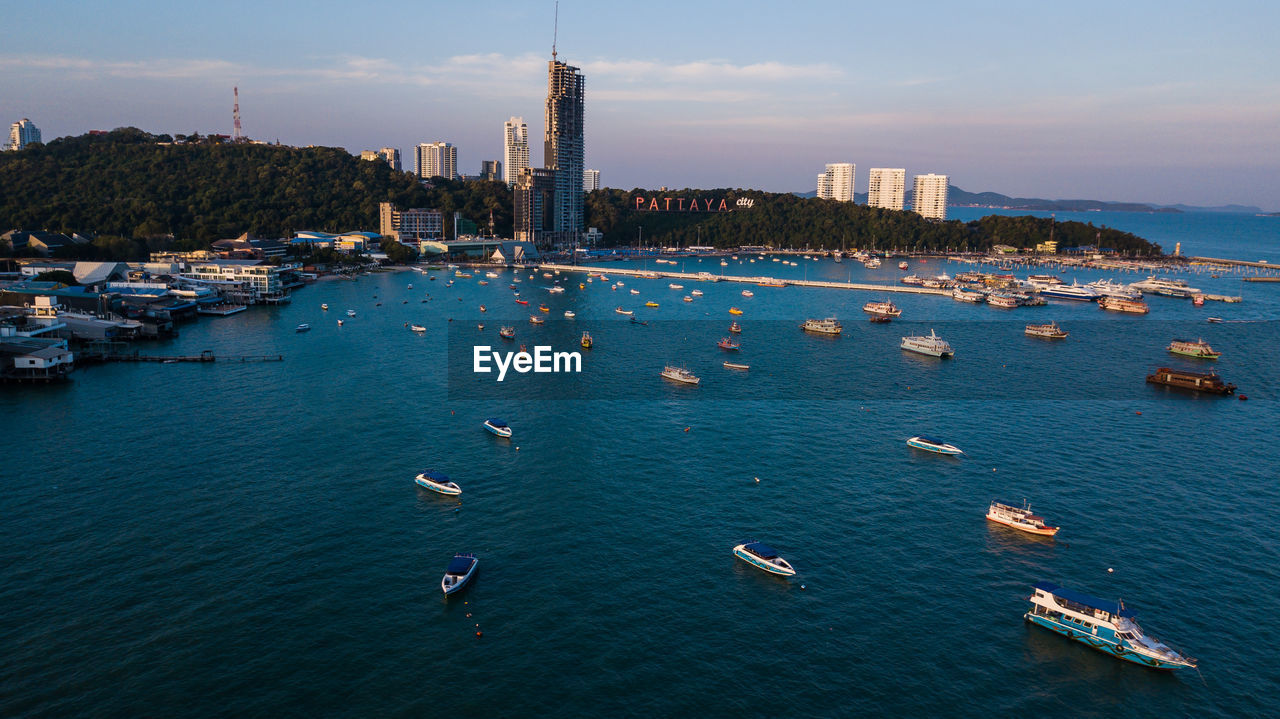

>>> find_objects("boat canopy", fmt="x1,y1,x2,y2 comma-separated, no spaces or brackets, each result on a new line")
486,418,509,428
446,556,475,574
419,470,450,482
1034,581,1134,618
744,542,779,559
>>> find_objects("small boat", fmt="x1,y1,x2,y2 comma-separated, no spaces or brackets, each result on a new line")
616,281,625,286
660,365,700,385
868,314,892,323
611,284,618,291
581,332,593,348
538,304,550,312
441,554,478,595
630,289,640,295
410,324,427,333
645,301,659,308
669,283,684,290
530,315,544,324
1025,322,1068,339
729,307,744,315
733,542,796,576
479,305,487,312
1168,339,1220,359
986,500,1058,536
337,319,344,326
906,436,963,455
723,362,749,370
801,318,842,335
899,261,909,270
1025,582,1197,670
499,326,515,339
901,329,953,357
862,300,902,317
478,280,489,286
728,322,742,333
486,272,499,278
346,309,357,317
515,299,529,305
630,317,648,326
414,470,461,495
321,303,329,310
742,290,754,298
1146,367,1236,395
615,307,633,316
579,283,585,289
477,323,484,330
717,338,740,351
407,284,414,289
1207,317,1224,323
549,286,565,294
564,310,576,319
296,323,311,332
691,289,703,296
681,296,692,302
483,418,513,437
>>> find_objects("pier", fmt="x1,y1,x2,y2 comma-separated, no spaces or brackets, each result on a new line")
87,349,284,364
1188,256,1280,270
534,264,952,296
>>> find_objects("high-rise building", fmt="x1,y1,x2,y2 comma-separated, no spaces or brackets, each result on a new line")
583,169,600,191
503,117,529,185
8,118,41,151
912,173,949,220
816,163,855,202
544,58,585,247
361,147,401,171
867,168,906,211
480,160,503,181
513,168,557,244
415,142,456,180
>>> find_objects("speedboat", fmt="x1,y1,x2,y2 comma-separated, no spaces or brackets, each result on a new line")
483,418,512,437
538,304,550,312
986,500,1058,536
1025,582,1197,670
669,283,684,290
321,303,329,310
529,315,544,324
723,361,749,370
441,554,478,595
346,309,357,317
683,296,693,302
691,289,703,296
742,290,754,297
564,310,576,319
410,324,427,333
615,307,633,315
296,323,311,332
645,301,660,307
660,366,699,385
414,470,461,495
630,289,640,295
733,542,796,576
548,286,565,294
906,435,963,455
901,329,953,357
717,338,740,351
729,307,744,315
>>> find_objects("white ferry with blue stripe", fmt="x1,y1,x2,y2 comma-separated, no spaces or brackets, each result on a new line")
1025,582,1197,670
733,542,796,576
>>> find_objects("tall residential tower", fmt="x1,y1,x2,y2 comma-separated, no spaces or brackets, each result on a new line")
912,173,949,220
544,57,585,247
867,168,906,210
503,117,530,185
8,119,41,151
415,142,457,180
816,163,855,202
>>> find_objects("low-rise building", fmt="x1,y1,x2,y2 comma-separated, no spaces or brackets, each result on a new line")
182,259,291,304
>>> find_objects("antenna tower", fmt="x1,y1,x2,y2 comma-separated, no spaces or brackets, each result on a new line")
233,87,242,141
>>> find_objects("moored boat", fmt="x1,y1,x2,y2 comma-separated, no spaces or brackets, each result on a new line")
1024,582,1197,670
683,296,693,302
723,361,749,370
295,323,311,332
669,283,684,290
615,307,633,315
499,326,515,339
717,338,740,351
414,470,461,495
346,309,357,317
645,301,660,307
581,331,592,348
441,554,478,595
986,500,1058,536
742,290,754,298
1098,296,1150,314
733,541,796,576
906,435,963,455
898,261,909,270
1168,339,1220,359
862,300,902,316
483,418,513,437
987,293,1019,309
728,321,742,333
952,287,985,303
660,365,700,385
801,317,842,335
691,289,703,297
564,310,576,319
1038,281,1101,301
900,329,953,357
1146,367,1235,394
1025,322,1068,339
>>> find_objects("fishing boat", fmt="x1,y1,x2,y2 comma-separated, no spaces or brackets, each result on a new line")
901,329,954,357
441,554,478,595
645,301,660,308
414,470,461,496
479,305,487,312
410,324,427,333
1168,339,1220,359
515,299,529,305
499,326,515,339
1025,322,1068,339
538,304,550,312
723,362,749,370
660,366,700,385
733,542,796,576
691,289,703,297
729,307,744,315
1098,296,1150,314
321,303,329,310
728,322,742,333
801,317,842,334
483,418,513,437
683,296,693,302
906,435,963,455
346,309,357,317
1147,367,1235,394
564,310,576,319
717,338,740,351
581,332,592,349
615,307,633,316
1025,582,1197,670
986,500,1058,536
742,290,754,298
295,323,311,332
529,315,544,324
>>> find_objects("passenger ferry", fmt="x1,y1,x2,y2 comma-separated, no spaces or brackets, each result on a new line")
717,338,740,351
1146,367,1236,395
580,331,592,349
1168,339,1220,359
1025,322,1068,339
900,329,954,357
483,418,513,437
906,436,963,455
801,318,842,335
1025,582,1197,670
1086,279,1143,299
441,554,478,595
660,365,700,385
952,287,985,303
862,301,902,317
986,500,1058,536
1129,276,1200,295
1038,281,1102,301
733,542,796,576
1098,296,1150,314
414,470,461,496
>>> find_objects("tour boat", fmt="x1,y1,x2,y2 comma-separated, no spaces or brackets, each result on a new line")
1025,582,1197,670
691,290,703,296
295,323,311,332
1098,296,1150,314
988,294,1019,309
801,318,842,335
728,322,742,333
645,301,660,307
538,304,550,312
483,418,513,437
952,288,985,303
1146,367,1235,395
660,366,700,385
723,362,749,370
862,301,902,317
346,309,357,317
410,324,427,333
733,542,796,576
615,307,633,316
986,500,1058,536
1168,339,1220,359
499,326,515,339
1086,280,1143,300
729,307,744,315
441,554,478,595
529,315,544,324
1038,281,1102,301
669,283,684,290
321,303,329,310
414,470,461,496
906,435,963,455
515,299,529,305
742,290,754,298
901,329,954,357
1025,322,1068,339
630,289,640,295
683,296,693,302
564,310,576,319
581,332,592,349
717,338,740,351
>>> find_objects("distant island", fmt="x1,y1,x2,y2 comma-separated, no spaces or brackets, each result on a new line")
796,188,1265,214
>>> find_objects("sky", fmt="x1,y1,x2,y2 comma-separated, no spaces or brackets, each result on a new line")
3,0,1278,209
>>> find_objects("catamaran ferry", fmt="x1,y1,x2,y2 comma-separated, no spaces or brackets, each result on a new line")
900,329,953,357
986,500,1058,536
1025,582,1197,670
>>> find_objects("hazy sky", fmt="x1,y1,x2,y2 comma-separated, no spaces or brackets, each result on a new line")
3,0,1278,208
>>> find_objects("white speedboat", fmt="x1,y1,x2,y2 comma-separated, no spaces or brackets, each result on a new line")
414,470,461,495
630,289,640,295
901,329,953,357
410,324,427,333
483,418,512,438
441,554,478,595
346,309,357,317
906,435,963,455
564,310,576,319
691,290,703,297
733,542,796,576
669,283,684,290
615,307,633,316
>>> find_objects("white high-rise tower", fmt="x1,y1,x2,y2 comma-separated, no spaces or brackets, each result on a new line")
816,163,855,202
415,142,457,180
503,117,529,185
912,173,949,220
867,168,906,211
8,118,41,151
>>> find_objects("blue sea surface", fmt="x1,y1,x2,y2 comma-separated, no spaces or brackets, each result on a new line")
3,240,1279,717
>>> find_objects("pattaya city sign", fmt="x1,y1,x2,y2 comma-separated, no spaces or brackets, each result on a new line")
633,196,755,211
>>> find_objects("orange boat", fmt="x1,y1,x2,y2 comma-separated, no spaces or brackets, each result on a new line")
729,307,744,315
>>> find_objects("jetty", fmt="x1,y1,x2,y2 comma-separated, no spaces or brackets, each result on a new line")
535,264,951,296
86,349,283,364
1188,256,1279,270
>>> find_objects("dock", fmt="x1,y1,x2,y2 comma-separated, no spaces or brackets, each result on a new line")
1188,256,1280,270
535,264,952,296
197,303,248,316
89,349,283,363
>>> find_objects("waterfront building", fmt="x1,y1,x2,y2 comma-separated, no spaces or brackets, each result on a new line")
503,117,530,185
183,260,291,304
481,160,503,181
867,168,906,210
912,173,949,220
8,118,41,151
379,202,443,241
544,57,586,247
816,163,855,202
583,169,600,191
415,142,457,180
360,147,401,171
513,167,557,245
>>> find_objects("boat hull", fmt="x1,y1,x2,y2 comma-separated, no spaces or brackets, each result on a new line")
985,514,1057,535
1024,614,1192,670
900,344,953,358
484,423,513,437
906,438,962,455
415,475,461,495
733,547,796,576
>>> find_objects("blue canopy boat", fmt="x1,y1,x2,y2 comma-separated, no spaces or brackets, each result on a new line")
733,541,796,576
906,435,963,455
483,418,512,438
414,470,461,496
442,554,478,595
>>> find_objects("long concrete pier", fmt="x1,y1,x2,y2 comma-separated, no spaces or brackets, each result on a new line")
535,264,952,296
1188,256,1280,270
